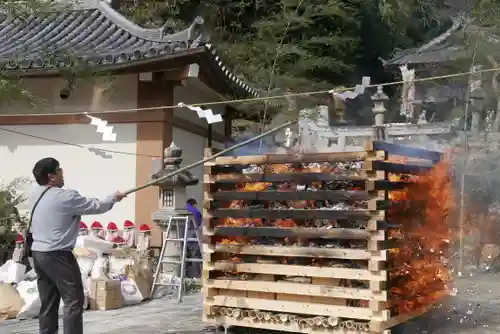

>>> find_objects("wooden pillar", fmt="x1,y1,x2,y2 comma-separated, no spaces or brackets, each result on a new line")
135,74,175,247
371,85,388,141
224,106,234,140
207,123,213,148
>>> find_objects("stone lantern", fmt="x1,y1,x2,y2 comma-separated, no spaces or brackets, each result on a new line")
150,142,199,276
371,85,388,141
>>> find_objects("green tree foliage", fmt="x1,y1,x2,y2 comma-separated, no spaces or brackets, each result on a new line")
120,0,437,93
119,0,447,125
0,178,30,263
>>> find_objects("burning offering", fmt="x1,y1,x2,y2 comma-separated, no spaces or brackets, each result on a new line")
202,142,452,333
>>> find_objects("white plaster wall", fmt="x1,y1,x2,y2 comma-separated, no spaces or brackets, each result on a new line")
0,74,139,228
172,127,206,207
0,124,137,227
173,83,226,136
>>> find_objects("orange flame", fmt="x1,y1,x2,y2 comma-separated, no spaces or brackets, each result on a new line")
388,156,453,314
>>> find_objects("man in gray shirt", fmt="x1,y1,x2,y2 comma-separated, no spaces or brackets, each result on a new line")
30,157,125,334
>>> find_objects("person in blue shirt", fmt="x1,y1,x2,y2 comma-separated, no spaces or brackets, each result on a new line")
186,198,202,278
186,198,202,229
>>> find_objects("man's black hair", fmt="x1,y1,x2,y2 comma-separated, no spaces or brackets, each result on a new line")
33,158,60,185
187,198,197,206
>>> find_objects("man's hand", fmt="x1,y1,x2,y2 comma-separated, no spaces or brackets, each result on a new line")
115,192,126,202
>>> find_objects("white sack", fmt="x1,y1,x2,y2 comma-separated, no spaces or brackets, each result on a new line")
0,260,26,284
16,280,40,320
91,257,109,280
108,257,134,275
77,256,96,277
120,279,144,306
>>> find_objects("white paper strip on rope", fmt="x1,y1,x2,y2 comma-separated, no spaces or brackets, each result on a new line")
84,113,117,142
330,76,371,101
177,102,223,124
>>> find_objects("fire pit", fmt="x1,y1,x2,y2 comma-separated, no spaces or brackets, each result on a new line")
202,141,452,334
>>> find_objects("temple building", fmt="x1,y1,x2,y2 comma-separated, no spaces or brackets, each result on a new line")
383,17,500,132
0,0,257,246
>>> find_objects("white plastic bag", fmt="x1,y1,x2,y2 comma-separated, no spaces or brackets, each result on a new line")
0,260,26,284
91,257,109,280
77,256,96,277
16,280,41,319
24,269,37,281
11,248,23,262
108,257,134,275
120,279,144,305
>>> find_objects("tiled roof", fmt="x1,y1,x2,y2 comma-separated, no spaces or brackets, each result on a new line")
384,17,470,66
0,0,258,97
384,44,469,66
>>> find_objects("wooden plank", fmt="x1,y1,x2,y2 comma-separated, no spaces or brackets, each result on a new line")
205,172,366,183
310,277,345,306
208,190,372,201
246,274,276,300
210,244,387,260
205,279,388,301
370,141,442,164
212,151,369,165
204,316,368,334
205,296,385,320
210,226,382,240
365,160,433,175
218,288,247,298
209,209,372,220
206,262,387,281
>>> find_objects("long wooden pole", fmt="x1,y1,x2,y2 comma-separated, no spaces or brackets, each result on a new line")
123,120,298,195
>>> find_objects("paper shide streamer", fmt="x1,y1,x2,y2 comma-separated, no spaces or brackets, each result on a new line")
177,102,223,124
329,76,371,101
84,113,117,142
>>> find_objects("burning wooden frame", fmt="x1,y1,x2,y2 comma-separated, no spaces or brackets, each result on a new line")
202,141,451,334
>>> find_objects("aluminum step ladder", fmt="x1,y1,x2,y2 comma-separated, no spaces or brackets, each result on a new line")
150,216,202,302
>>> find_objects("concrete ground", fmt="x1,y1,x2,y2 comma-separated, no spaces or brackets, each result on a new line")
387,271,500,334
0,294,208,334
3,273,500,334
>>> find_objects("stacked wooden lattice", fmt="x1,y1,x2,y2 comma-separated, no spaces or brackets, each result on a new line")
202,141,449,334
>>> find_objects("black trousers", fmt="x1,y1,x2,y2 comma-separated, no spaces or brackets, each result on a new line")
32,250,84,334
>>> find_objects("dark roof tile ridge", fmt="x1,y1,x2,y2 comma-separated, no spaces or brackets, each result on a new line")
95,0,206,45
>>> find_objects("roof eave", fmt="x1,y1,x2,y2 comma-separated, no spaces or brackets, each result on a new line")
198,46,258,99
3,46,259,99
2,47,206,78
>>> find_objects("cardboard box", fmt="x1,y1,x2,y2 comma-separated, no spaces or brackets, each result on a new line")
89,279,123,310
